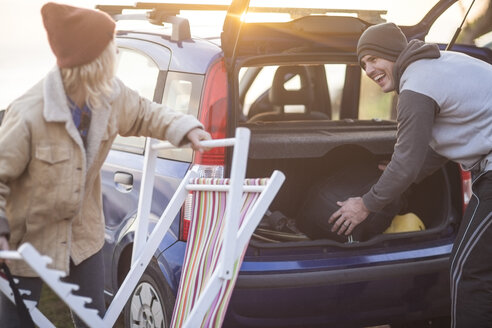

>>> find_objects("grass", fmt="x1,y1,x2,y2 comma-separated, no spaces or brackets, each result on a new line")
38,285,124,327
38,285,74,328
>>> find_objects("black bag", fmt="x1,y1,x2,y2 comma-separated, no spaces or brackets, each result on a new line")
297,159,402,242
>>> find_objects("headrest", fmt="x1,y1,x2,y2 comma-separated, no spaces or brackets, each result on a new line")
269,66,314,107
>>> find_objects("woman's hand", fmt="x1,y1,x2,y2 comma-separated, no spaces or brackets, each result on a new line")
186,128,212,152
328,197,370,235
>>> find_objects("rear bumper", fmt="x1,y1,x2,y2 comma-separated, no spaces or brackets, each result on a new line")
225,255,451,328
236,256,449,288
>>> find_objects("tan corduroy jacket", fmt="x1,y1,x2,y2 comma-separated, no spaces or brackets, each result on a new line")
0,67,203,276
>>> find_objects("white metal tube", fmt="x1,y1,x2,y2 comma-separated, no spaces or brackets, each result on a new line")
103,168,199,327
151,138,236,150
131,138,158,264
219,127,250,280
236,170,285,254
182,268,224,328
0,251,22,260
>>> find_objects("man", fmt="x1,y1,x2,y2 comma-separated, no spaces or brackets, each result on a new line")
328,22,492,327
0,3,210,327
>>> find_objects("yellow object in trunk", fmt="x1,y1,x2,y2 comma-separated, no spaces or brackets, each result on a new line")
384,213,425,233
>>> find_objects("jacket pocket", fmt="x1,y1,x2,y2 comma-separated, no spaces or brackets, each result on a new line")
33,145,73,187
35,146,71,164
31,145,76,218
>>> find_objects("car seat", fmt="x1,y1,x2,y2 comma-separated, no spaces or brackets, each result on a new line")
249,65,330,122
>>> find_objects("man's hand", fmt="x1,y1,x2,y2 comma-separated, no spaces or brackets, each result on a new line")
0,235,9,264
186,128,212,152
328,197,370,235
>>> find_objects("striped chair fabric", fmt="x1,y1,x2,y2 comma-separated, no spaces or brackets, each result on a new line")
171,177,268,328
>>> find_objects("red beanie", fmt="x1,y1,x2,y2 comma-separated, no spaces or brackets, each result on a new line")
41,2,115,68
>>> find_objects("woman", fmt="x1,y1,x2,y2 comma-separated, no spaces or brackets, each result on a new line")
0,3,210,327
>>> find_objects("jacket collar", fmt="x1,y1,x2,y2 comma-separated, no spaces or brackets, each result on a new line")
43,66,85,158
43,66,72,123
42,66,121,169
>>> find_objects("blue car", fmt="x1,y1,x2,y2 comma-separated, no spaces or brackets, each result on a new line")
96,1,492,327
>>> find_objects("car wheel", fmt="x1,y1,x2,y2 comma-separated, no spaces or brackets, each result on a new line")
123,261,175,328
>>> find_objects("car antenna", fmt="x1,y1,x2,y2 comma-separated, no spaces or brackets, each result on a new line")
445,0,476,51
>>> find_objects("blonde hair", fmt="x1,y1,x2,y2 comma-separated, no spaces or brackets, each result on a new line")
61,40,116,109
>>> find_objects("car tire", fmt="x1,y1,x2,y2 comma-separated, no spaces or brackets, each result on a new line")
123,260,175,328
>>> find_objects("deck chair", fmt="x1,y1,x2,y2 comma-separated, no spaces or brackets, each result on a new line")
171,177,277,327
0,127,284,328
103,127,284,327
169,129,284,327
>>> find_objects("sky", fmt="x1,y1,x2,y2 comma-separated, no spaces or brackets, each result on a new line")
0,0,483,109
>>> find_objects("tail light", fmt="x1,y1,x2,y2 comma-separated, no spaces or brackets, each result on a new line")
180,193,194,241
180,58,228,241
460,169,472,214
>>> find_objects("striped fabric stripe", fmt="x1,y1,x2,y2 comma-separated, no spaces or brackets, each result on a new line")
171,178,268,328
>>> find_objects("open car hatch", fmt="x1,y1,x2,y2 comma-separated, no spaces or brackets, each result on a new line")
221,0,458,60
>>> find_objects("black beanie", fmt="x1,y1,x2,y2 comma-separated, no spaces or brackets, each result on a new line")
357,22,408,67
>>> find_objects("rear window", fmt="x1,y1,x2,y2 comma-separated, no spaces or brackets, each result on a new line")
239,63,395,122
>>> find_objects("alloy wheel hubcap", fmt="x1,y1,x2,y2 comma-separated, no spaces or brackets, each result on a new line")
129,281,165,328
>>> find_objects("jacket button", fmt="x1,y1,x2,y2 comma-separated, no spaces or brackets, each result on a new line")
76,167,82,171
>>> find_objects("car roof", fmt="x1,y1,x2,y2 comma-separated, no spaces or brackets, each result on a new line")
98,3,225,74
116,29,223,74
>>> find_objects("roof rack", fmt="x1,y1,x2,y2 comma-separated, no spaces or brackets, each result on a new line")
96,3,387,41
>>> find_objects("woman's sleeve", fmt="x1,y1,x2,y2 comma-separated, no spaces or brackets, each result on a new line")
116,80,203,146
0,107,31,238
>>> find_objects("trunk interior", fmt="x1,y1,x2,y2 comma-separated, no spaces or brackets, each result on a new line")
243,124,461,248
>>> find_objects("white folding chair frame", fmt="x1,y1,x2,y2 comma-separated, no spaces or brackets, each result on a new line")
104,128,250,326
0,243,105,327
0,127,285,328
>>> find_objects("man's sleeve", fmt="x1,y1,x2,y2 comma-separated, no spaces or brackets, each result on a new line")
362,90,440,212
414,146,448,184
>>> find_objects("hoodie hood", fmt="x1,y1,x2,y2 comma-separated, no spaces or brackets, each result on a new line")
393,39,441,93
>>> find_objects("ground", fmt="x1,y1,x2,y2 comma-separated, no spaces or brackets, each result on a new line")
39,285,124,327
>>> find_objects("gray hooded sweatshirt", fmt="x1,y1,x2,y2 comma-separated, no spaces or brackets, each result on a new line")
363,40,492,212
